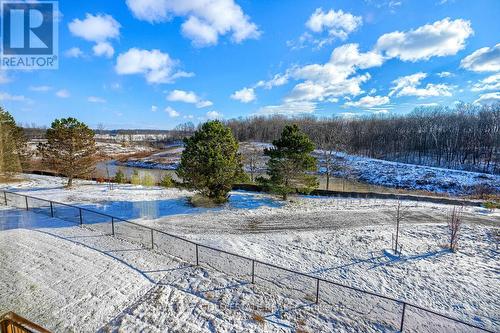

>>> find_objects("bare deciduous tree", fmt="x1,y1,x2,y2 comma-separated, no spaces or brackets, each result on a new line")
224,103,500,175
448,206,463,252
393,199,409,254
243,147,261,183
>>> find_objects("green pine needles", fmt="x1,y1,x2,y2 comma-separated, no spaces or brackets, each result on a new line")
177,120,244,204
260,124,318,199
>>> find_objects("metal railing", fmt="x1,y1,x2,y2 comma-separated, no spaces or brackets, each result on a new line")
1,190,496,333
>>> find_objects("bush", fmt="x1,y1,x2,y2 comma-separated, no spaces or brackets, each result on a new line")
159,174,174,188
141,173,155,187
483,201,500,210
189,194,225,207
130,170,141,185
114,169,126,183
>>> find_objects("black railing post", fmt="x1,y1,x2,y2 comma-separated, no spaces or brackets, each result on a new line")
400,302,406,332
251,260,255,284
50,201,54,217
79,208,83,225
315,278,320,304
111,217,115,235
195,244,199,266
150,229,154,250
25,196,29,211
3,191,7,206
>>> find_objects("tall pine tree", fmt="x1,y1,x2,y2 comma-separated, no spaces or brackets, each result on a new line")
0,108,28,176
261,124,318,199
38,118,97,187
177,120,244,203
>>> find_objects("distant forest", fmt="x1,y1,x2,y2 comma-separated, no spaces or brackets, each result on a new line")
225,103,500,174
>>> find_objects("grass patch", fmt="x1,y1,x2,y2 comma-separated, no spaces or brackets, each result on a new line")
483,201,500,210
0,174,24,183
189,194,224,208
251,313,265,325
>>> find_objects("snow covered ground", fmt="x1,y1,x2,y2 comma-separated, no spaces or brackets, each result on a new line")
315,151,500,195
1,175,499,332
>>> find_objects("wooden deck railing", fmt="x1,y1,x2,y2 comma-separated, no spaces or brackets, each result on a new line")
0,312,50,333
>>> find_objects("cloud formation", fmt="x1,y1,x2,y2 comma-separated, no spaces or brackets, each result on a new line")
56,89,70,98
231,87,255,103
126,0,260,47
389,72,452,97
344,95,390,108
69,14,121,57
375,18,473,61
461,43,500,72
166,89,212,108
474,92,500,105
115,48,193,84
93,42,115,58
165,106,180,117
471,73,500,92
286,43,383,102
306,8,362,40
257,101,316,115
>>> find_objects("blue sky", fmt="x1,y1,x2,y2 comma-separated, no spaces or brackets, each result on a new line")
1,0,500,129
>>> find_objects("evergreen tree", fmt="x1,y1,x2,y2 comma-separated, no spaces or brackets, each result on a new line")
114,169,126,183
38,117,97,187
0,108,28,175
261,124,318,199
177,120,244,203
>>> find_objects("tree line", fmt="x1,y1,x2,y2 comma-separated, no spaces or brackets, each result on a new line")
225,103,500,174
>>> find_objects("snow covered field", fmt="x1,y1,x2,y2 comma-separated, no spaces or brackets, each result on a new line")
317,151,500,195
1,175,499,332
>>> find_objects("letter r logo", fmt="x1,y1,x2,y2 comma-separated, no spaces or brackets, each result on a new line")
2,2,54,55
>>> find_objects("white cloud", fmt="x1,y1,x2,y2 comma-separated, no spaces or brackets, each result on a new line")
30,85,52,92
93,42,114,58
231,87,255,103
437,71,453,78
166,89,212,108
68,13,120,42
181,16,219,47
126,0,260,47
88,96,107,103
65,47,84,58
306,8,362,40
165,106,180,117
206,110,223,119
69,14,121,58
471,73,500,92
291,8,362,50
474,92,500,105
344,95,390,108
375,18,473,61
115,48,191,84
56,89,70,98
151,105,158,112
372,109,390,114
460,43,500,72
0,92,28,102
255,73,289,89
389,72,452,97
257,101,316,115
286,43,382,102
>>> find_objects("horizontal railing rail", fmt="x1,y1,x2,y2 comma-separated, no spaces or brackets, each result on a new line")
1,189,496,333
